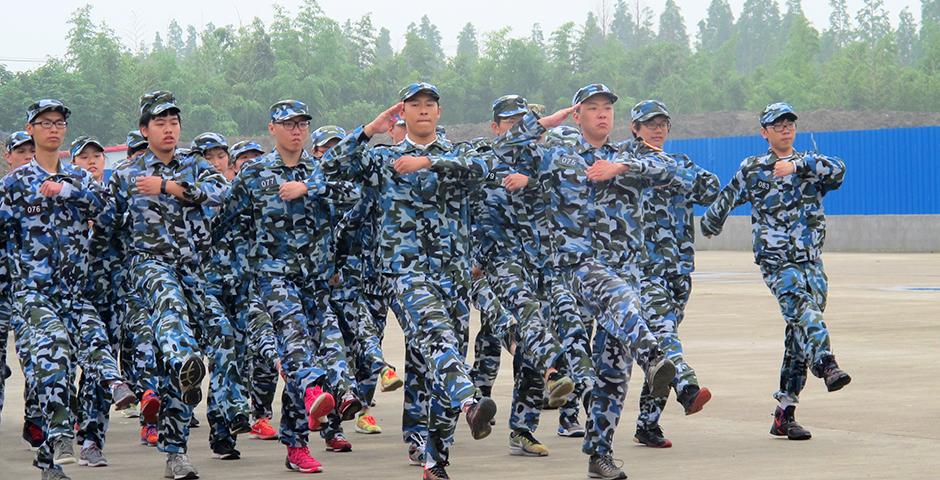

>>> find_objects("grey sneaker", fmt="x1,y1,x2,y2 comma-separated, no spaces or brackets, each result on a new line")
164,453,199,480
78,444,109,467
557,414,586,438
588,453,627,479
646,356,677,399
509,430,549,456
41,468,71,480
110,381,138,411
52,436,76,465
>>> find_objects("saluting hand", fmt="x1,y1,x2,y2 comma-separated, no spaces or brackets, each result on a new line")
279,181,308,201
773,160,796,177
503,173,530,192
394,155,431,174
538,104,579,130
364,102,404,138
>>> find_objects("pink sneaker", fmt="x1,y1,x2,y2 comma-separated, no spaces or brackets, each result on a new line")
285,445,322,473
304,386,335,430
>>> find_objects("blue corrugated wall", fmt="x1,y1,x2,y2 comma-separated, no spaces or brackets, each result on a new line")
665,126,940,216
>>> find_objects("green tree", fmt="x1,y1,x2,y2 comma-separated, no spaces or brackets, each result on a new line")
658,0,689,48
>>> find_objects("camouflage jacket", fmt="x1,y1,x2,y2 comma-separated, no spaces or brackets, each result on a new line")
627,140,720,277
93,150,227,268
214,149,358,281
701,149,845,268
498,113,677,270
322,127,488,276
0,158,106,294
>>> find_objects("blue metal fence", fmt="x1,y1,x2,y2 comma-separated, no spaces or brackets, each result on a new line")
665,126,940,216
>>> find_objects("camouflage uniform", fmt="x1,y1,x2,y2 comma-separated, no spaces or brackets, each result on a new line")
496,85,677,459
322,84,491,465
213,132,359,449
0,156,126,472
701,104,846,404
628,131,720,431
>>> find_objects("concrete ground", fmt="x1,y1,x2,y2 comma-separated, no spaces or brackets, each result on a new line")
1,251,938,480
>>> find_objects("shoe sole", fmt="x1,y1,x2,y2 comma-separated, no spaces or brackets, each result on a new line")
826,374,851,392
468,397,497,440
211,453,240,460
325,445,352,453
78,458,108,467
770,427,812,440
141,397,162,425
355,426,382,434
251,432,279,440
286,460,322,473
307,393,336,430
509,445,549,457
178,356,206,407
113,389,138,411
633,436,673,448
557,429,586,438
588,471,628,480
54,455,77,466
380,376,404,392
166,472,200,480
546,377,575,408
648,360,677,399
684,387,712,416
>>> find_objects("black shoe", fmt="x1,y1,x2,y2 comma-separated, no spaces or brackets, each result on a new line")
189,416,200,428
423,461,451,480
211,446,241,460
465,397,497,440
229,414,251,436
634,425,672,448
818,357,851,392
770,406,812,440
676,385,712,416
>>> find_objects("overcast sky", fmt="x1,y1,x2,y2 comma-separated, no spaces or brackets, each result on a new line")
0,0,922,71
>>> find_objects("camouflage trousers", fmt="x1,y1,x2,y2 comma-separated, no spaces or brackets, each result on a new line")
331,278,389,409
582,326,632,457
761,260,833,403
244,292,279,421
469,275,513,395
0,298,42,426
121,294,160,427
76,297,124,450
15,289,122,471
636,273,698,430
130,258,210,454
390,271,474,465
204,283,251,453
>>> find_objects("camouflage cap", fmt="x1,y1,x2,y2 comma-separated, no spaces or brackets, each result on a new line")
126,130,148,153
399,82,440,102
492,95,529,119
572,84,618,106
139,90,180,118
69,135,104,160
310,125,347,148
191,132,229,156
26,99,71,124
270,100,312,122
6,131,33,153
760,102,798,126
230,140,265,160
631,100,670,123
544,125,581,147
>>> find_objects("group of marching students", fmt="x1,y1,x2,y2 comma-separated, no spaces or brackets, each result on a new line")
0,81,852,480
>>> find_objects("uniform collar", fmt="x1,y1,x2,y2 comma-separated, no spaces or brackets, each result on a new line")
143,149,181,169
270,148,314,169
575,134,615,155
402,134,451,153
29,156,67,176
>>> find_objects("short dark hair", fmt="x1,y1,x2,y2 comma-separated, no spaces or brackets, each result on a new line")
139,109,182,128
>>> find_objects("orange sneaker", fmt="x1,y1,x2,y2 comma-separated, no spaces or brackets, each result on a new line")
379,366,403,392
251,418,278,440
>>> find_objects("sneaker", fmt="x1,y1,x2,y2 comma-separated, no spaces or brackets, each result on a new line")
304,386,335,430
140,389,161,425
770,405,812,440
588,453,627,479
285,445,322,473
465,397,497,440
164,452,199,479
22,420,45,451
250,418,278,440
229,413,251,436
211,446,241,460
140,425,159,446
379,366,403,392
325,433,352,452
52,436,76,465
189,416,200,428
338,392,363,421
541,397,559,410
41,468,71,480
646,356,677,399
355,411,382,434
121,402,141,418
78,444,109,467
557,415,586,438
407,436,427,466
176,355,206,407
677,385,712,416
509,430,549,457
110,381,138,410
544,371,575,408
634,425,672,448
423,461,451,480
820,358,852,392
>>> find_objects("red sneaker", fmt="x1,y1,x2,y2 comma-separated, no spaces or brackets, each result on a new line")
325,433,352,452
304,386,335,431
140,389,161,425
251,418,278,440
139,425,158,446
285,445,322,473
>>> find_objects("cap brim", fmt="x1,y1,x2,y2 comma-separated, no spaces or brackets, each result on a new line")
763,112,798,126
151,103,181,116
73,140,104,157
10,139,34,150
496,107,529,118
29,105,71,123
636,111,670,123
403,89,440,102
314,135,343,147
274,113,313,122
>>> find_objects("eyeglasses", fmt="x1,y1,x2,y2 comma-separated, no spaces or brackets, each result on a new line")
30,120,68,130
275,120,311,131
643,120,671,131
766,121,796,133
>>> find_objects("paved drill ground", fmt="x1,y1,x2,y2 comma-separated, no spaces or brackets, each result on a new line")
1,251,937,480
